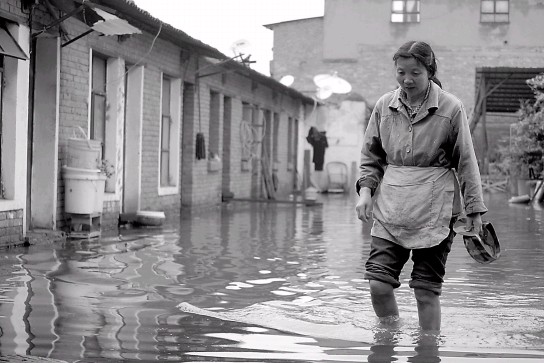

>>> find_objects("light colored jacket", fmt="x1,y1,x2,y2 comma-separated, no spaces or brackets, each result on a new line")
358,82,487,247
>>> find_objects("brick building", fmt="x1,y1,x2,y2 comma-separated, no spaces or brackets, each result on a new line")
266,0,544,172
0,0,313,245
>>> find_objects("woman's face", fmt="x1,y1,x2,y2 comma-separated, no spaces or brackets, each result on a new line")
395,57,429,99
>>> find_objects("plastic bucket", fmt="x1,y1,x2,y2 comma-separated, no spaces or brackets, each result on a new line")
63,166,103,214
66,138,102,169
304,186,318,205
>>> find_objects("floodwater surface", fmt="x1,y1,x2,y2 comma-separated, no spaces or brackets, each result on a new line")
0,192,543,362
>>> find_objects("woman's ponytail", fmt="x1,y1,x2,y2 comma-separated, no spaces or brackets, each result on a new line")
430,75,442,89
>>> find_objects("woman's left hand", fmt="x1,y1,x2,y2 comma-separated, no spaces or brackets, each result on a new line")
465,213,483,235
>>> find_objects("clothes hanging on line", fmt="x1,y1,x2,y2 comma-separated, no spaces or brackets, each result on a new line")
196,132,206,160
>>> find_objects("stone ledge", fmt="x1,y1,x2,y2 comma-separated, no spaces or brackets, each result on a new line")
26,229,67,246
0,355,68,362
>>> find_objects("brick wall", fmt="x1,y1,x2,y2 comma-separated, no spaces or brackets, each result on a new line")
101,201,120,231
0,1,310,243
180,68,305,205
269,16,544,173
0,210,23,247
0,0,28,19
55,15,189,227
271,19,544,110
181,82,196,206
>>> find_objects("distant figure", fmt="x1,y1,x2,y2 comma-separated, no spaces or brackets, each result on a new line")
355,41,487,331
306,126,328,171
306,126,329,171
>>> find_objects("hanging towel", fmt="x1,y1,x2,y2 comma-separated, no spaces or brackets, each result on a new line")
196,133,206,160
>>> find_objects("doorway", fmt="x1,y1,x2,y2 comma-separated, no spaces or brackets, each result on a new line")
221,96,232,197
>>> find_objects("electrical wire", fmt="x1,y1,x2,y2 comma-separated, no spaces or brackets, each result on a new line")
99,21,162,89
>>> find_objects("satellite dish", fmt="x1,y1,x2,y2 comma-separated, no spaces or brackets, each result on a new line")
279,75,295,87
313,72,352,94
316,87,333,100
230,39,252,57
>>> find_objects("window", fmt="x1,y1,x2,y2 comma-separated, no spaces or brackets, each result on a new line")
90,53,126,194
91,54,106,152
287,117,294,171
158,74,181,194
272,113,280,164
208,90,221,164
480,0,509,23
262,109,272,166
160,77,172,186
241,103,253,162
391,0,420,23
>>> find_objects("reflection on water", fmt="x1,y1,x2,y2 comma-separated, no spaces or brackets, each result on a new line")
0,193,543,362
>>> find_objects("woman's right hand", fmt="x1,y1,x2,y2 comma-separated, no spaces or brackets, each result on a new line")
355,187,373,222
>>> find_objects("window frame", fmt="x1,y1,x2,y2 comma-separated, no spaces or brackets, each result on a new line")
160,76,172,186
287,116,294,171
480,0,510,23
241,102,253,163
89,50,128,197
90,54,107,152
208,90,221,166
0,21,30,210
272,112,280,164
391,0,420,23
158,74,181,196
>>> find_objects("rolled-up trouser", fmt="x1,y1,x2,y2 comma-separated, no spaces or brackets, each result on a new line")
364,225,455,295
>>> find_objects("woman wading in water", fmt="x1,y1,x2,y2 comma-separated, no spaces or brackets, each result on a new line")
356,41,487,331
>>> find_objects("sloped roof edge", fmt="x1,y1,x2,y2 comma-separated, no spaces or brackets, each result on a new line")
241,65,316,104
85,0,226,59
263,16,323,30
87,0,314,104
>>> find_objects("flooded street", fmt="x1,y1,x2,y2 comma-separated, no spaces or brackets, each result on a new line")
1,192,543,362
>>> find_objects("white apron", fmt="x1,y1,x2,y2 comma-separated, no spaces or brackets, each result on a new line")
371,165,457,249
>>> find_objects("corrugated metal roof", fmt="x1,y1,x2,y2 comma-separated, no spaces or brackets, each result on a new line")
475,67,544,113
91,7,141,36
76,0,226,59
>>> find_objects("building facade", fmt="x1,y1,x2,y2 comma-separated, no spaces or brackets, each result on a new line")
0,0,313,246
266,0,544,171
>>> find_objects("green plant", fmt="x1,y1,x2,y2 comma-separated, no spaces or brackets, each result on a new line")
99,160,115,178
493,74,544,179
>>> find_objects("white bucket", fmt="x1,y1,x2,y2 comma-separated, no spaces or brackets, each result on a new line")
66,138,102,169
63,166,104,214
304,186,318,205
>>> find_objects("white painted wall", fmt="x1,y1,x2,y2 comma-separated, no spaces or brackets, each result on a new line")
105,57,126,196
123,66,144,213
31,37,60,229
0,23,30,234
301,100,366,191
